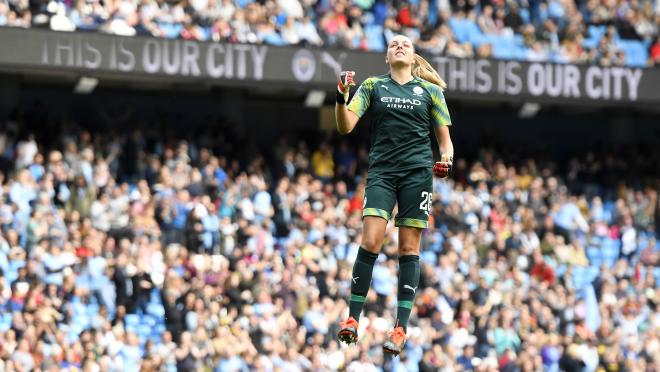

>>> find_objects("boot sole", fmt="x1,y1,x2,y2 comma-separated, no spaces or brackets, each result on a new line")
338,329,358,344
383,342,402,356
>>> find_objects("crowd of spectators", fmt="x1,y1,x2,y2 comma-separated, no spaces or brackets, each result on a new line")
0,108,659,372
0,0,659,67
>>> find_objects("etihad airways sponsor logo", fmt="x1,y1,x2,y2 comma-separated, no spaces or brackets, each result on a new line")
380,96,422,110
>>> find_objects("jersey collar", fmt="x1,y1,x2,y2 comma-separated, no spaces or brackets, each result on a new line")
387,73,419,87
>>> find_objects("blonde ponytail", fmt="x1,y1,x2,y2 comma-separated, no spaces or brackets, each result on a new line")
412,53,447,91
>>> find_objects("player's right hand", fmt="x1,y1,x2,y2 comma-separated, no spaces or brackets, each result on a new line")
433,154,453,178
337,71,356,104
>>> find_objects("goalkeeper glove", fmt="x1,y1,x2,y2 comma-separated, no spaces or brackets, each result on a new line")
336,71,356,105
433,154,453,178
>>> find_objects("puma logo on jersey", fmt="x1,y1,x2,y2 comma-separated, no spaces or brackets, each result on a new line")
352,276,360,284
403,284,418,293
381,85,389,90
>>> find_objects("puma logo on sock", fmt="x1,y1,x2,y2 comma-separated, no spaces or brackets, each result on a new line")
403,285,418,294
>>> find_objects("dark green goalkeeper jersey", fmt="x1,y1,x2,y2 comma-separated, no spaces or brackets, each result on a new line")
347,74,452,171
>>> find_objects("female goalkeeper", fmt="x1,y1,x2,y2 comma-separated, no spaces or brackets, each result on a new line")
335,34,454,356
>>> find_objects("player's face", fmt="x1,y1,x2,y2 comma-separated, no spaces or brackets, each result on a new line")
386,35,414,67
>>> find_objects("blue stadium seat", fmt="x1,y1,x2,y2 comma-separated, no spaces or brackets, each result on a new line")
199,27,212,42
261,32,285,46
513,34,525,47
470,33,488,48
618,39,648,67
86,303,100,317
141,315,157,328
73,302,87,316
463,21,482,40
587,246,602,267
582,38,599,50
75,276,91,289
147,303,165,318
519,8,530,24
587,266,600,282
588,25,607,40
602,239,620,268
365,25,385,52
137,324,152,339
512,46,529,61
125,314,140,327
0,313,12,332
603,202,616,215
152,324,167,339
452,20,483,45
150,289,162,304
362,12,375,26
67,331,81,344
555,264,567,277
421,251,437,265
74,315,90,329
572,266,588,289
158,23,183,39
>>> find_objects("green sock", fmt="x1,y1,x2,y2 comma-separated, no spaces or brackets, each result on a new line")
396,255,420,333
348,247,379,321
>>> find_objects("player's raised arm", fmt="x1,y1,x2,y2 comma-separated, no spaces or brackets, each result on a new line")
335,71,361,135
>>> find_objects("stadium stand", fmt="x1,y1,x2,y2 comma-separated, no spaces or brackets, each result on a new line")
0,0,658,67
0,103,658,370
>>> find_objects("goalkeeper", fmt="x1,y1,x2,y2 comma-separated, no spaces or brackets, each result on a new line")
335,34,454,356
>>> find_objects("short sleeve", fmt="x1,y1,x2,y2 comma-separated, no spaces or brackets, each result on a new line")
347,78,374,118
430,86,452,127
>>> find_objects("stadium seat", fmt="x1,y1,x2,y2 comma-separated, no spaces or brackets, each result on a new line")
618,39,648,67
158,23,184,39
199,27,212,42
75,276,91,289
261,32,285,46
365,25,385,52
86,303,100,317
602,239,620,268
147,303,166,318
150,289,162,304
555,264,567,277
73,302,87,316
572,266,589,289
125,314,140,328
519,8,530,24
141,315,157,328
137,324,152,340
586,246,602,267
582,38,599,50
74,315,90,329
588,26,607,40
421,250,437,265
0,313,12,332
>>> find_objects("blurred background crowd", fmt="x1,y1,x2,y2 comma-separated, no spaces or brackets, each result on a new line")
0,0,659,67
0,104,658,372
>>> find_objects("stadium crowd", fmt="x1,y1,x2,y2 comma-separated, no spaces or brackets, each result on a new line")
0,109,658,372
0,0,659,67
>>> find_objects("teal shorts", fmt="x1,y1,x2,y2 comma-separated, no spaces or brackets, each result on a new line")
362,167,433,229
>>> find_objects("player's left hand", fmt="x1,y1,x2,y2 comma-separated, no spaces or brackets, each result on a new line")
433,154,453,178
337,71,356,104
